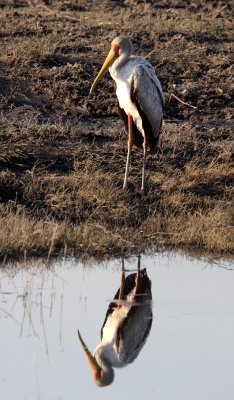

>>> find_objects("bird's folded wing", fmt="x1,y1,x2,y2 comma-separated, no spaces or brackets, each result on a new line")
131,65,164,139
116,303,153,364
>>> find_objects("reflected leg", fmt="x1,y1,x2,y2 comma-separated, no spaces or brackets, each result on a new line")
135,255,142,294
118,257,126,306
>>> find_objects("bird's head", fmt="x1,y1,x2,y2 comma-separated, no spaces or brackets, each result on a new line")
77,330,114,387
89,36,133,95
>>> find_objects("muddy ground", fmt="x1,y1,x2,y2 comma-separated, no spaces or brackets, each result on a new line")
0,0,233,261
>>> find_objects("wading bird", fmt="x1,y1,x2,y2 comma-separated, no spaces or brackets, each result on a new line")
89,36,164,192
77,256,152,386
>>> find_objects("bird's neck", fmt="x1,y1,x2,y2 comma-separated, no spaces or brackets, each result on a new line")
95,344,112,369
95,345,114,385
113,50,131,72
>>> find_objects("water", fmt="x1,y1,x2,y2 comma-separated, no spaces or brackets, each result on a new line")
0,253,233,400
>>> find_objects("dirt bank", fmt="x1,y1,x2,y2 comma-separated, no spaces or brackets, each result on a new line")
0,1,233,261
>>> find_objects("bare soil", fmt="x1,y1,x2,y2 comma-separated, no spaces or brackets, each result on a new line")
0,0,233,261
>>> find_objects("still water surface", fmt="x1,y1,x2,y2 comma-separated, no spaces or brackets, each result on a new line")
0,253,234,400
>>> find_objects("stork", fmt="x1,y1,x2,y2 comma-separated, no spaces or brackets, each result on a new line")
77,256,153,386
89,36,164,192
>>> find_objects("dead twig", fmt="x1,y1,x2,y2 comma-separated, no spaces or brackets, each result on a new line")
47,224,58,265
36,4,79,22
169,93,197,109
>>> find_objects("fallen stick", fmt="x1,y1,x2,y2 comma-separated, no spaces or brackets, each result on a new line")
169,93,197,109
37,4,79,22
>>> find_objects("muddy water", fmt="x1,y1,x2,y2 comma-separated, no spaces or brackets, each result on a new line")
0,254,233,400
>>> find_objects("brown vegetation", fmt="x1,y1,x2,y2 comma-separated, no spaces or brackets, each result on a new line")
0,0,233,261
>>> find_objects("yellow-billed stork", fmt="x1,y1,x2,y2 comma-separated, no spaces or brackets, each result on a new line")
89,36,164,192
77,256,152,386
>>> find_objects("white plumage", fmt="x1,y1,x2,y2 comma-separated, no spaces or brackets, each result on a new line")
110,55,163,138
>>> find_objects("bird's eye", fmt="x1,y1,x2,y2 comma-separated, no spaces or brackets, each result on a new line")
112,44,120,55
93,371,101,381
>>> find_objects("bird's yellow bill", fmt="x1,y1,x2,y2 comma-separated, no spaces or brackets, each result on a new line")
89,48,118,95
77,330,101,381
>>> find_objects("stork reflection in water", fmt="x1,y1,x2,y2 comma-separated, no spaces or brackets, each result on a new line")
77,256,152,386
89,36,164,192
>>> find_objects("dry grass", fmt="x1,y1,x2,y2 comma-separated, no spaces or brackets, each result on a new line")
0,1,233,261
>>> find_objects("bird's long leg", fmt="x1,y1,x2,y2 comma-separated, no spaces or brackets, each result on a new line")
141,135,148,192
123,114,133,190
118,257,126,306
